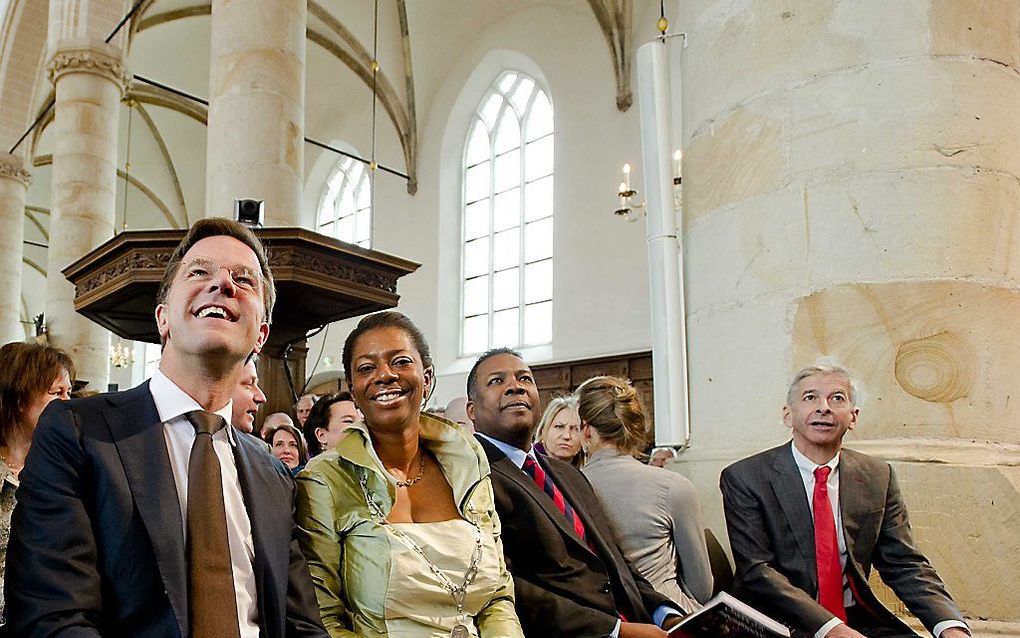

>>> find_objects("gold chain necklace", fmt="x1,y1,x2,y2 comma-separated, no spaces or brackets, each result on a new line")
390,450,426,488
0,448,20,475
358,468,482,638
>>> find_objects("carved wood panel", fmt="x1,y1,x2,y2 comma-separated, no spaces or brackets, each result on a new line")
531,351,655,436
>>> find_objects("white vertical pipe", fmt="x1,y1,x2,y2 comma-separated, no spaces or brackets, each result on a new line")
636,39,690,447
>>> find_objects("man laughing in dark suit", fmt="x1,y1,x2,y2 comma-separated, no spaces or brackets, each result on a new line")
721,364,968,638
468,348,682,638
6,219,326,638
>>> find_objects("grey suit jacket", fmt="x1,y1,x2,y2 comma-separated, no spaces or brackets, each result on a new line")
5,382,326,638
720,443,965,637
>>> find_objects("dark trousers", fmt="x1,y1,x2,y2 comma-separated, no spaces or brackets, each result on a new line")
846,605,920,638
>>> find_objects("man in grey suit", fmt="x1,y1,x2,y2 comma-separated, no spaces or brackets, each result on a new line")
720,364,968,638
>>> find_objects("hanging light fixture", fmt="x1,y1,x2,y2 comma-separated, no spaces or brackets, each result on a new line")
110,339,135,368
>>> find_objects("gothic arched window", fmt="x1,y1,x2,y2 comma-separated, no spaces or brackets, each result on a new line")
461,70,554,355
318,156,371,248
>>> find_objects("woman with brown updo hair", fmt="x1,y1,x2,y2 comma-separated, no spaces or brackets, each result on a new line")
0,342,75,623
576,375,713,613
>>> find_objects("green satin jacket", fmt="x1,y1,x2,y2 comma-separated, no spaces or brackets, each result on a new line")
295,413,523,638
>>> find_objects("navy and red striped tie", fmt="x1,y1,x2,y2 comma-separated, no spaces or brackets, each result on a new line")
523,455,627,621
522,456,588,542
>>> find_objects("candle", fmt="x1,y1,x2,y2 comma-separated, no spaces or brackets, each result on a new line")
619,181,628,210
673,149,682,179
622,163,631,190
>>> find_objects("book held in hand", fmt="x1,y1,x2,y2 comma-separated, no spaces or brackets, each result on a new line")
668,591,791,638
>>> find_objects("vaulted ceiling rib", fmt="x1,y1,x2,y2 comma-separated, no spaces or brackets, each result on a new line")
587,0,633,111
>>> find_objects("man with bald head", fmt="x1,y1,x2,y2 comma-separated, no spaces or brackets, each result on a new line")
445,395,473,433
262,412,295,442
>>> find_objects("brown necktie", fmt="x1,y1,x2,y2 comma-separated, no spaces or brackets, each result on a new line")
185,410,241,638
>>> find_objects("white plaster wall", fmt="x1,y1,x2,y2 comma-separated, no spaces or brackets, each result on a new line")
304,3,655,407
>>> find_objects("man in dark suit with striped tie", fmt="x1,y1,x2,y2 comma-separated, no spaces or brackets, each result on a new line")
468,348,682,638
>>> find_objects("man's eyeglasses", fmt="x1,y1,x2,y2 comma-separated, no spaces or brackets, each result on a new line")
182,257,262,294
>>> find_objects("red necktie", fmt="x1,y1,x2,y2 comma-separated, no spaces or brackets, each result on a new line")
813,465,846,621
522,456,588,542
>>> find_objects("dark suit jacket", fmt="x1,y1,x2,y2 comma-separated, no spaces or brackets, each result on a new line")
720,443,965,637
5,382,326,638
476,435,673,637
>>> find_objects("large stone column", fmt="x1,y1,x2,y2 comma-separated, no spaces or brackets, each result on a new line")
206,0,306,225
675,2,1019,635
0,154,30,345
45,39,125,390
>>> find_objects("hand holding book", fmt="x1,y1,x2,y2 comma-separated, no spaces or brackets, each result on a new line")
667,592,791,638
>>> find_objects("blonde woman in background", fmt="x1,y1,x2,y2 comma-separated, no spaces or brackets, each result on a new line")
576,376,713,613
532,395,584,466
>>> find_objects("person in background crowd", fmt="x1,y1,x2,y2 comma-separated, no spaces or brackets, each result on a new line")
0,342,75,625
649,447,677,468
721,364,969,638
231,356,266,434
294,393,318,427
302,391,360,457
469,348,681,638
445,396,473,432
262,411,295,441
577,375,713,613
5,218,326,638
532,395,584,466
268,422,309,475
296,311,522,637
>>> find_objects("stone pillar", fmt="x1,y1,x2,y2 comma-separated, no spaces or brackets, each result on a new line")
676,2,1019,635
45,39,125,391
0,154,30,345
206,0,306,225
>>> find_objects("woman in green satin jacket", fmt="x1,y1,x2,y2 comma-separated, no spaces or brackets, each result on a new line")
295,311,522,638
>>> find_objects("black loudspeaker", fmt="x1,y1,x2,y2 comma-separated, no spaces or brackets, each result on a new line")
234,199,264,227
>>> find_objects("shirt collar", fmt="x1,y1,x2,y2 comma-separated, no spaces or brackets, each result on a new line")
149,369,236,445
790,439,840,474
476,432,531,469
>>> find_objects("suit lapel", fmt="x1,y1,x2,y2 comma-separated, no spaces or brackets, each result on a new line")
768,446,816,573
234,433,288,635
477,437,591,554
105,382,188,637
837,450,871,566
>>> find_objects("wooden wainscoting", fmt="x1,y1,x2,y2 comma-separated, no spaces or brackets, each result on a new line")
530,351,655,434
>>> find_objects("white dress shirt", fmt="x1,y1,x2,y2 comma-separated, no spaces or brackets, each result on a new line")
790,442,967,638
149,369,260,638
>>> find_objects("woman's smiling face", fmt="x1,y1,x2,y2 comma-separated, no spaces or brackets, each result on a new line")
348,326,432,433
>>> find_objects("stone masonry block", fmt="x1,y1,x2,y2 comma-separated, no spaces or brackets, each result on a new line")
792,280,1020,444
788,59,1020,181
